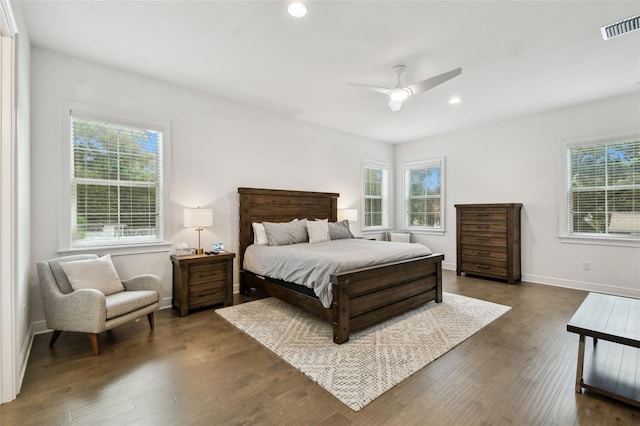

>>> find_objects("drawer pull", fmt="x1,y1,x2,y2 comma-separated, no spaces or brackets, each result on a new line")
477,251,490,255
476,214,489,217
476,265,490,269
476,225,490,229
476,237,489,241
199,290,217,296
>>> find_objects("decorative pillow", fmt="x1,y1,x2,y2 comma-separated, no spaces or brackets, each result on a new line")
308,219,330,243
252,222,268,245
263,219,309,246
389,232,411,243
60,254,125,296
328,220,354,240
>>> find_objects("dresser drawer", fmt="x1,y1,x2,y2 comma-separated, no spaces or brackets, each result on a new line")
461,259,507,277
461,245,507,261
461,234,506,247
459,208,507,222
189,263,227,284
460,222,507,233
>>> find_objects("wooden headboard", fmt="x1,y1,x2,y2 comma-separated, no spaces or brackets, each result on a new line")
237,187,339,268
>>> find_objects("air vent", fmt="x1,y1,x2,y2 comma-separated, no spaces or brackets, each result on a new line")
601,14,640,40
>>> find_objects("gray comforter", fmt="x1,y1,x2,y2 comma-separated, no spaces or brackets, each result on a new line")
243,239,432,308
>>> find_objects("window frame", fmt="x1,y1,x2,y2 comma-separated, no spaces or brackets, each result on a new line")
560,133,639,247
361,159,390,231
402,157,445,234
59,101,172,252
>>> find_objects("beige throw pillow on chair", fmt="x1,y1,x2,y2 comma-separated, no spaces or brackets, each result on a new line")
60,254,125,296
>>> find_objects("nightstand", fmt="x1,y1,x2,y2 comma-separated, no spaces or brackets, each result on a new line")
170,252,235,316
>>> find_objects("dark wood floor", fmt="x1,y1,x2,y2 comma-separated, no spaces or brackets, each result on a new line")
1,271,638,425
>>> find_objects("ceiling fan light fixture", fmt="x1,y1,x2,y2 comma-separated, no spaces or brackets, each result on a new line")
288,2,307,18
389,88,410,102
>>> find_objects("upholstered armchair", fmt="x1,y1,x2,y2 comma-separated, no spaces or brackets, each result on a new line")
37,254,161,355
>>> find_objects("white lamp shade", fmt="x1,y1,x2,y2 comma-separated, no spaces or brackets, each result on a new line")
184,208,213,228
338,208,358,222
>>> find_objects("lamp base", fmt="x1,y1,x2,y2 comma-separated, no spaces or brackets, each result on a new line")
196,248,204,255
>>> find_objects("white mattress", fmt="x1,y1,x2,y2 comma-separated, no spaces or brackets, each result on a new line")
243,239,432,308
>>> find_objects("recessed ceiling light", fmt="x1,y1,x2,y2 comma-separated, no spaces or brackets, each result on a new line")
288,2,308,18
448,97,462,104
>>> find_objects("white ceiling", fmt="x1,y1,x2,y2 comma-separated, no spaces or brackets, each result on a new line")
18,0,640,143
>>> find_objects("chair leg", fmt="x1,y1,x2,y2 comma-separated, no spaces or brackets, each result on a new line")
49,330,62,347
147,312,155,330
88,333,100,356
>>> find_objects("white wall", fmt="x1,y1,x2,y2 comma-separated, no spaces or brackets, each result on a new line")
29,48,393,327
395,93,640,297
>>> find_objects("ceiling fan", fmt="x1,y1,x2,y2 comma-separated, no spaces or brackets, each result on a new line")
350,65,462,112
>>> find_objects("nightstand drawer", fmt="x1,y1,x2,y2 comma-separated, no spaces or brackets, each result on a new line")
189,280,226,308
189,263,226,284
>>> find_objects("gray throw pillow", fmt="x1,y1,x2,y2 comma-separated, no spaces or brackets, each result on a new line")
263,219,309,246
328,220,354,240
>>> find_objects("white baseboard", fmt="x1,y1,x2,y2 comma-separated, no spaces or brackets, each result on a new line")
159,296,172,310
521,273,640,299
443,262,638,299
32,319,49,335
18,324,34,393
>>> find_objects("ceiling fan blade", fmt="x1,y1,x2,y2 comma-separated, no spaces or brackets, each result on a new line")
407,67,462,95
348,82,392,95
388,99,404,112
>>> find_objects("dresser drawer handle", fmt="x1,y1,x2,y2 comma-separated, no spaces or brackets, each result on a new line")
476,251,490,255
199,290,217,296
476,225,490,229
476,237,489,241
476,265,490,269
475,214,489,217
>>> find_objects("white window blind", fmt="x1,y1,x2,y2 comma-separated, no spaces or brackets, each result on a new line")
70,113,165,247
404,158,444,230
567,139,639,238
362,161,388,229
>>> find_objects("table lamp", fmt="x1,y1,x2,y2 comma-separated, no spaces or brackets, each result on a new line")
184,207,213,254
338,208,358,223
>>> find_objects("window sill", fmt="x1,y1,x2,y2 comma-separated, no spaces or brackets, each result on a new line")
58,242,173,257
559,234,640,248
361,227,391,235
401,228,445,236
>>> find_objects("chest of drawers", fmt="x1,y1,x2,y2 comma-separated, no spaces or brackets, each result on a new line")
455,203,522,284
170,252,235,316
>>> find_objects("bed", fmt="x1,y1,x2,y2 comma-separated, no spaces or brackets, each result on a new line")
238,187,444,344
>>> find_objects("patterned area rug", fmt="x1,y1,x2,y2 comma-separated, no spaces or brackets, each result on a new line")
216,292,510,411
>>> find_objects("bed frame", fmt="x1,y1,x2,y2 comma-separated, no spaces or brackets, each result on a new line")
238,187,444,344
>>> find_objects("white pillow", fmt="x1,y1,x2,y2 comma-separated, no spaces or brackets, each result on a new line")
308,219,330,243
389,232,411,243
252,222,268,245
60,254,125,296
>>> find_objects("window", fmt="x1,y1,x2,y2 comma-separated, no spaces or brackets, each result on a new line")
403,158,444,231
566,137,639,239
362,160,389,229
62,104,170,249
